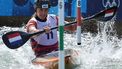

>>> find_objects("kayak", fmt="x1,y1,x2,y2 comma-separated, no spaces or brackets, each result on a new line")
32,49,80,69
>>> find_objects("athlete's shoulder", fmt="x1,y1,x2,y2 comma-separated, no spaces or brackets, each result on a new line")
47,14,58,25
26,17,37,27
29,17,37,22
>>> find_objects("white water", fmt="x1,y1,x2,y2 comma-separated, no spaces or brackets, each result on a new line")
0,20,122,69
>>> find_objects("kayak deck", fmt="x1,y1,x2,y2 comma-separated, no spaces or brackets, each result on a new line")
32,49,80,69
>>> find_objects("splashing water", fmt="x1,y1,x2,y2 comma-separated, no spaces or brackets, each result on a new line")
65,19,122,69
0,20,122,69
0,26,45,69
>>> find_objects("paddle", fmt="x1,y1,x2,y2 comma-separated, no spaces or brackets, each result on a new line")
2,6,117,49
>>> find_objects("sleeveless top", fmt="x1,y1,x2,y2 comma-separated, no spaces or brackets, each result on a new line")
26,14,58,57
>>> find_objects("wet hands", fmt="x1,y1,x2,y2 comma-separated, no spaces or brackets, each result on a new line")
43,26,51,33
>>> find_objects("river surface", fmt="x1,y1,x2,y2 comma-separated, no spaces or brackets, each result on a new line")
0,20,122,69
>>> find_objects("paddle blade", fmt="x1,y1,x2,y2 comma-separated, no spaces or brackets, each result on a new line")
94,6,117,21
2,31,30,49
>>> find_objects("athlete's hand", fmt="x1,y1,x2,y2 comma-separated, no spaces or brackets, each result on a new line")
43,26,51,33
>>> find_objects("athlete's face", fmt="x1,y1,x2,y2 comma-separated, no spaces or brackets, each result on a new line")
36,8,48,20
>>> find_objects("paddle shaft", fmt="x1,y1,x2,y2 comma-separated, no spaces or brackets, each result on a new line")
29,14,102,36
30,6,118,36
2,6,117,49
7,6,118,38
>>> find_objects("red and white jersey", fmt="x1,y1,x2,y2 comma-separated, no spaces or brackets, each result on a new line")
27,14,58,46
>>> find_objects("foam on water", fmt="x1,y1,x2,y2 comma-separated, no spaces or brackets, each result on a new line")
0,26,45,69
0,20,122,69
64,19,122,69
